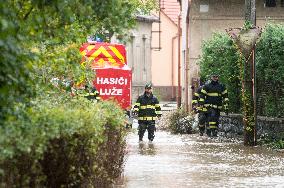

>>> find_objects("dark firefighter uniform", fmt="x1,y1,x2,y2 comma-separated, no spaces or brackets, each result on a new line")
77,84,101,102
192,85,208,136
199,79,229,137
133,86,162,142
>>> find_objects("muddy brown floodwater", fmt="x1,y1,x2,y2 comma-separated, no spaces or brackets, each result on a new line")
115,130,284,188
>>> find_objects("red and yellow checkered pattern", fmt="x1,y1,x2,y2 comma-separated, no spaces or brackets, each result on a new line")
80,42,127,68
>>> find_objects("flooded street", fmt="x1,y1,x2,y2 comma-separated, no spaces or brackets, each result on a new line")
118,130,284,188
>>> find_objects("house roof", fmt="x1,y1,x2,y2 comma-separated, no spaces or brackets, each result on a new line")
136,15,160,23
161,0,181,25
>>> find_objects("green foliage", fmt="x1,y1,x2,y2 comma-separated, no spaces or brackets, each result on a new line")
259,133,284,150
167,108,194,134
91,0,158,38
199,33,242,113
243,20,254,30
1,0,157,122
199,23,284,117
269,139,284,149
0,1,34,120
256,23,284,117
273,139,284,149
0,95,127,187
1,0,157,186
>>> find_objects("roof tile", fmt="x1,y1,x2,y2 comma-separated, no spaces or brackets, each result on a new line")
161,0,181,25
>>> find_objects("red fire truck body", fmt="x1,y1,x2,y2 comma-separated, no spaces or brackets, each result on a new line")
80,42,132,110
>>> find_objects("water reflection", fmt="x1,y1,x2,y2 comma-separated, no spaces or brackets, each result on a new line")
138,142,157,156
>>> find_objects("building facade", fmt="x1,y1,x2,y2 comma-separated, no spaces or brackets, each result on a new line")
187,0,284,109
125,15,159,103
127,0,181,102
151,0,181,101
151,11,180,101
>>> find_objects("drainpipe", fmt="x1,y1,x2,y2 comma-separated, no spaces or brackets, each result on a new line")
177,13,181,108
142,34,147,82
171,34,178,100
185,5,190,112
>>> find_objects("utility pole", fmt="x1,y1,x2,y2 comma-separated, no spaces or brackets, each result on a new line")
244,0,257,146
245,0,256,25
227,0,261,146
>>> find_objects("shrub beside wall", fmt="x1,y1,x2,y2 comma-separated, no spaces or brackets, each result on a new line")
199,23,284,117
158,109,194,134
199,33,242,113
0,96,127,187
256,23,284,117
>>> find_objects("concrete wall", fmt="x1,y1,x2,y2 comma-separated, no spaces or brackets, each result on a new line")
126,20,154,103
127,21,153,86
188,0,284,108
181,0,190,106
127,11,181,102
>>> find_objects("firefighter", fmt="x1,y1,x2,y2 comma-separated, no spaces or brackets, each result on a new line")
76,80,101,102
83,83,101,101
192,84,207,136
133,83,162,143
199,74,229,137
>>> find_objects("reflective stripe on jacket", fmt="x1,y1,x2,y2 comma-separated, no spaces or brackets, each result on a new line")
77,88,100,101
133,92,161,121
199,80,229,110
192,86,203,105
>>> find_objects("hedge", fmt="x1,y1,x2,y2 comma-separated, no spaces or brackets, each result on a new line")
199,33,242,113
0,95,127,187
256,23,284,117
199,23,284,117
158,108,195,134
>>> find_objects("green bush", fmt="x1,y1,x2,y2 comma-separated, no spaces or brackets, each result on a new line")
0,0,157,124
199,23,284,117
256,23,284,117
166,108,194,134
259,133,284,150
0,1,157,187
0,96,127,187
199,33,242,113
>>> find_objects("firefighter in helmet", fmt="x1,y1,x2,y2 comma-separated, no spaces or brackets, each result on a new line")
199,73,229,137
133,83,162,143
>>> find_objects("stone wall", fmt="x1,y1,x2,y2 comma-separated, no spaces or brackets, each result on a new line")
219,114,284,139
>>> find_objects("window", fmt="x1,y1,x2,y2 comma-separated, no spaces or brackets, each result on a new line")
200,4,209,13
265,0,276,7
281,0,284,7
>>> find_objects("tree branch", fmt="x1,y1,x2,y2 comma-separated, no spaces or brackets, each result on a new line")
23,7,34,20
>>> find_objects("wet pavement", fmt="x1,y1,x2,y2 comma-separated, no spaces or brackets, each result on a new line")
116,130,284,188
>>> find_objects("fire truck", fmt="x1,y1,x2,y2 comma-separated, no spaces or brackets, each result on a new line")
79,41,132,112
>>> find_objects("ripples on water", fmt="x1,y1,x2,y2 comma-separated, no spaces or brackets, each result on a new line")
116,131,284,188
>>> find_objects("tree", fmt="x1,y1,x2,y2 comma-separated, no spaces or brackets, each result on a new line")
0,0,157,122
